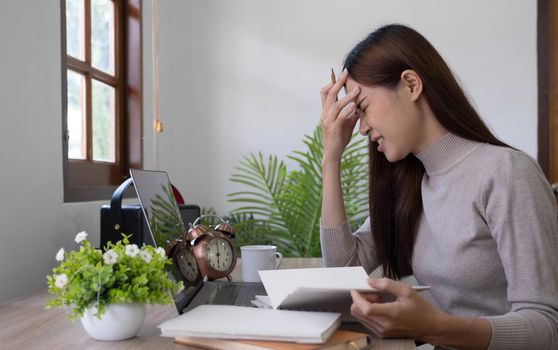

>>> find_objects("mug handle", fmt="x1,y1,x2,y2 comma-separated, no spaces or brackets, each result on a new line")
272,252,283,269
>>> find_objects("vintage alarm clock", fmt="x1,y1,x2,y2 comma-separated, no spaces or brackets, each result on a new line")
165,238,203,286
165,215,237,284
186,215,237,281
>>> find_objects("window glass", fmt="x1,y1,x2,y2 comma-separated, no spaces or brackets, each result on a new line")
92,79,116,162
91,0,115,75
66,0,85,60
67,70,86,160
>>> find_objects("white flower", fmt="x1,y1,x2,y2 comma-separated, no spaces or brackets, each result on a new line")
89,303,99,316
156,247,166,258
125,244,140,258
103,249,118,265
55,248,65,262
139,250,152,263
74,231,88,244
54,274,68,289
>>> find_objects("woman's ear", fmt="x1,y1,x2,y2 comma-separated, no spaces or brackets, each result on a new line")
400,70,422,102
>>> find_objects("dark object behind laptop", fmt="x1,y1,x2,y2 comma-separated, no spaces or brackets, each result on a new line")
100,178,200,250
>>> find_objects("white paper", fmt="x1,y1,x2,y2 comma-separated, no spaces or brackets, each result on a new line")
158,304,341,343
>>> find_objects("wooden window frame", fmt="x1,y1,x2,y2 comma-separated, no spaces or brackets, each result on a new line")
61,0,142,202
538,0,550,177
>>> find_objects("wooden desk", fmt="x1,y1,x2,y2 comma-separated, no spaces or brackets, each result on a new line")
0,258,416,350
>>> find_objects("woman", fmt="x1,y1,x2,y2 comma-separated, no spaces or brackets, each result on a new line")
319,24,558,349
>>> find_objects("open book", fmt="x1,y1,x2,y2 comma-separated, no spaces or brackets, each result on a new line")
159,304,341,344
258,266,430,322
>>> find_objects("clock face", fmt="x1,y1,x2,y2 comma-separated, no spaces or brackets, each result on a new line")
206,237,234,272
174,247,200,283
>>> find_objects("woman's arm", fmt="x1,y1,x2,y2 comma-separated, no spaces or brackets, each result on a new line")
319,69,359,227
350,278,492,350
321,156,346,227
318,70,379,272
320,218,380,271
425,313,491,350
480,150,558,349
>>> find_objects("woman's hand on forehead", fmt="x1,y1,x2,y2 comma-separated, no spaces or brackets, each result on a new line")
319,68,361,162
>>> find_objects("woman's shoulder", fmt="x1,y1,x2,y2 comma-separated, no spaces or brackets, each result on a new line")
473,143,549,191
473,143,541,175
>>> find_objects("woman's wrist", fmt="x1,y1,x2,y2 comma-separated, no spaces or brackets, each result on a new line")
322,155,341,170
422,312,492,350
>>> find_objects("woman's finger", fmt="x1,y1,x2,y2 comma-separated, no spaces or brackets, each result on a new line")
368,278,414,299
333,87,360,115
320,68,338,108
351,290,377,316
322,86,360,124
324,69,349,108
352,312,384,337
360,292,383,303
320,82,334,108
337,102,357,120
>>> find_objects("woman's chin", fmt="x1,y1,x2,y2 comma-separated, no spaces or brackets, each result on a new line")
383,150,406,163
383,153,396,163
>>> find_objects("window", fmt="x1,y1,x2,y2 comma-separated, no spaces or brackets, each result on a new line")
61,0,142,202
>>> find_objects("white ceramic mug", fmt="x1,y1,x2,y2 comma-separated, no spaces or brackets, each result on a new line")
240,245,283,282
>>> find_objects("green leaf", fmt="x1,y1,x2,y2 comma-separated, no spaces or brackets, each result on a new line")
45,235,181,320
227,125,368,257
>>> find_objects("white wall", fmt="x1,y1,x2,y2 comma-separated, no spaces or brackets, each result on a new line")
0,0,153,303
0,0,536,302
154,0,537,216
0,0,119,303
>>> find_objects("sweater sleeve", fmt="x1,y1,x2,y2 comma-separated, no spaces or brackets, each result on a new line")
319,217,380,274
482,150,558,350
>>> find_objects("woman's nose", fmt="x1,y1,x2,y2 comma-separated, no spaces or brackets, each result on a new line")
359,119,370,136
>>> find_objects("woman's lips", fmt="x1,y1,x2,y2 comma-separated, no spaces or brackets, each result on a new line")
377,137,385,152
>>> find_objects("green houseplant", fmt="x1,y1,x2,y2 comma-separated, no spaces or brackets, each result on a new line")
46,231,182,340
227,126,369,257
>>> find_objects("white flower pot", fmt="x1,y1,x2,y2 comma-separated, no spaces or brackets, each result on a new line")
80,303,146,341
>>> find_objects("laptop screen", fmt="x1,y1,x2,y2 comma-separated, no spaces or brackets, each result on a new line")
130,169,202,313
129,169,186,247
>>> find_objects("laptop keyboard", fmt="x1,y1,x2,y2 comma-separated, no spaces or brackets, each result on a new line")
209,283,267,307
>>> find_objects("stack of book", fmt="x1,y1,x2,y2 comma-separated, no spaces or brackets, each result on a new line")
159,267,429,349
158,304,369,350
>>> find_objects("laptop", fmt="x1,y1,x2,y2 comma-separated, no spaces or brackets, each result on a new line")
130,169,266,314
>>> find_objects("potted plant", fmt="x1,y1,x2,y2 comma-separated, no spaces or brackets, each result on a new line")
227,126,369,257
45,231,183,341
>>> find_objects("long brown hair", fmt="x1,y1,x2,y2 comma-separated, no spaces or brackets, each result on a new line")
343,24,509,279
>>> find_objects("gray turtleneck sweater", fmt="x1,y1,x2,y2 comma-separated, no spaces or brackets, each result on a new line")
320,133,558,349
